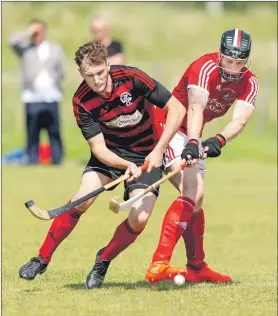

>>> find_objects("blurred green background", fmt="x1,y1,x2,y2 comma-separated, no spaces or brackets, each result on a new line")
2,3,277,316
2,1,277,162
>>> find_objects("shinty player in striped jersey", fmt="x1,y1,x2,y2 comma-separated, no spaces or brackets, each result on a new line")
146,29,259,283
19,41,188,288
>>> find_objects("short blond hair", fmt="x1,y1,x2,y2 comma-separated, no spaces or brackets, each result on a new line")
74,41,107,68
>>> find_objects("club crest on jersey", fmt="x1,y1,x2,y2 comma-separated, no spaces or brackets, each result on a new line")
222,87,236,100
120,92,132,106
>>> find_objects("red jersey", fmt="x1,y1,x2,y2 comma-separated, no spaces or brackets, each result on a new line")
157,52,259,135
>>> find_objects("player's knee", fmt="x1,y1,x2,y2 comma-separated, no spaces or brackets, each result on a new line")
194,197,204,211
181,187,204,205
72,197,95,213
196,190,204,204
128,212,150,232
137,213,150,229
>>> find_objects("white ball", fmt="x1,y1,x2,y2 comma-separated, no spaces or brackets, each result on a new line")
173,274,185,286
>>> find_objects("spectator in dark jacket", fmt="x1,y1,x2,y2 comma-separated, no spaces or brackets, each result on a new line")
90,16,124,65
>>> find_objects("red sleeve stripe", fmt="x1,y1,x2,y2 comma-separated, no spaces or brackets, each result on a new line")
79,86,91,101
75,83,89,99
82,97,105,112
126,70,156,89
112,68,155,90
246,76,259,104
198,60,217,91
75,85,86,99
113,68,155,89
73,93,92,114
74,85,91,104
73,97,81,124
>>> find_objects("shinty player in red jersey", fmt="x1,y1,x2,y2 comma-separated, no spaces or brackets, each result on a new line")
146,29,259,283
19,42,187,288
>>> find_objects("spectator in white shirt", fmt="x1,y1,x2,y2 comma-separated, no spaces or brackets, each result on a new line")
8,20,66,165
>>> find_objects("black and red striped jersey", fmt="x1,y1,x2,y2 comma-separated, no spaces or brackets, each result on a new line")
73,65,172,153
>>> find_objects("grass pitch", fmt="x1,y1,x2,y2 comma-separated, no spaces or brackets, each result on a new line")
2,159,277,316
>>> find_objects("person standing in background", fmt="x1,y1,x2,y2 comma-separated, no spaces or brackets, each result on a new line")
8,19,66,165
90,16,124,65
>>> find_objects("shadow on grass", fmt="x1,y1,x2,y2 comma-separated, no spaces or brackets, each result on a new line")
64,280,234,291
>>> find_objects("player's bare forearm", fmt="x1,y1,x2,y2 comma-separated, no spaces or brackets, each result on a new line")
221,102,254,142
94,147,130,169
187,103,204,140
202,106,252,158
156,96,186,152
187,88,208,140
220,117,248,142
87,134,130,169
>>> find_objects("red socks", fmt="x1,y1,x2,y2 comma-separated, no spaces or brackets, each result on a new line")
152,196,195,262
100,219,142,261
182,209,207,270
38,206,82,263
39,205,143,263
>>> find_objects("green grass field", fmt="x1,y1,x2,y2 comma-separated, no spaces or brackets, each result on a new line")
2,159,277,316
2,2,277,315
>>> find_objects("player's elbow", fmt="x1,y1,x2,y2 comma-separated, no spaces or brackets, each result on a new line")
164,96,186,118
172,97,186,118
91,145,108,160
178,102,186,118
238,116,249,127
189,103,204,114
89,140,108,159
233,117,248,134
242,120,248,127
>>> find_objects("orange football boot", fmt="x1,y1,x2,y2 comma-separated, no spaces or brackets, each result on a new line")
145,261,188,284
186,265,232,283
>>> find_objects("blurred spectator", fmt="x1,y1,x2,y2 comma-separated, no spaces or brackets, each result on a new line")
205,1,224,15
90,16,124,65
8,20,66,165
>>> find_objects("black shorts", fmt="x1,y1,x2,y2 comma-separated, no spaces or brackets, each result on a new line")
83,147,165,200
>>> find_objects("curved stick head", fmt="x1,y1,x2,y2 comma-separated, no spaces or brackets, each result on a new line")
25,200,51,220
109,196,121,214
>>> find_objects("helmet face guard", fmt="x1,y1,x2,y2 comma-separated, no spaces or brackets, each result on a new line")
218,55,251,82
219,29,252,82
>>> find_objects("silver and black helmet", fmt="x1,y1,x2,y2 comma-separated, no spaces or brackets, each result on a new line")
218,29,252,81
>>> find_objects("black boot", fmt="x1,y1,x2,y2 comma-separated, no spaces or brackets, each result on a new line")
86,248,110,289
19,257,48,280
